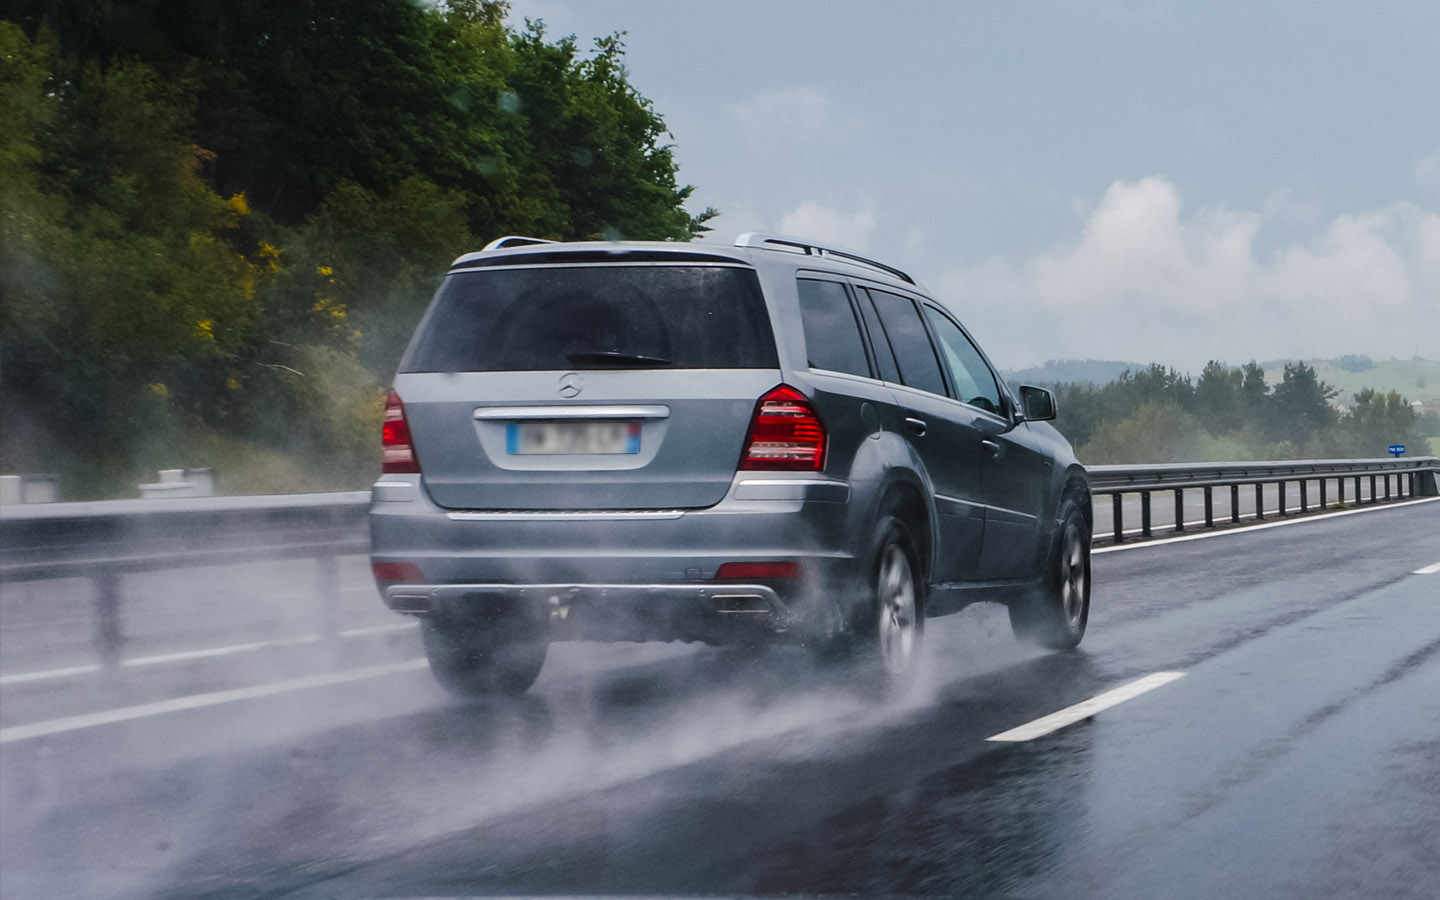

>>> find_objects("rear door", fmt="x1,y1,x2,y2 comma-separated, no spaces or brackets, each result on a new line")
860,287,990,583
395,262,781,510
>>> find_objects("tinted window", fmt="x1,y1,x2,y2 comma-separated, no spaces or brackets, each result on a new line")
855,290,901,383
797,279,871,377
865,289,948,396
402,265,778,372
925,306,1004,415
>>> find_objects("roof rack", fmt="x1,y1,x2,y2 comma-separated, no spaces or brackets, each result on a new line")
482,235,558,251
734,233,916,285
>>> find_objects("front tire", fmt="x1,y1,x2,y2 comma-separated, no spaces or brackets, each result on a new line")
1010,498,1090,650
420,611,548,699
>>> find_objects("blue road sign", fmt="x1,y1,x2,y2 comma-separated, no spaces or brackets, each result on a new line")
1389,444,1405,456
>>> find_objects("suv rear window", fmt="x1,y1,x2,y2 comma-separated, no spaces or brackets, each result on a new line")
401,265,778,372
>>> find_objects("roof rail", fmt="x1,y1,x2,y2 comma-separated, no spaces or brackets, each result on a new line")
734,233,916,285
482,235,558,251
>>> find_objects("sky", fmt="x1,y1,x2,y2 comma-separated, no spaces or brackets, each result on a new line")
507,0,1439,373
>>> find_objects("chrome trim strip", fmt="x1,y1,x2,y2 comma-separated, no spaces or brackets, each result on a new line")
446,509,685,521
934,493,985,511
385,582,785,614
934,493,1039,520
474,405,670,420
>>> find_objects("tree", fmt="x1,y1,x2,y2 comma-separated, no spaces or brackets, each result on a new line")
1334,389,1424,458
1266,362,1338,448
1194,360,1247,433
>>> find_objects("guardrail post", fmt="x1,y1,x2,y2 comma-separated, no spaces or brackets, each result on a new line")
1204,486,1214,528
1320,477,1329,509
1337,476,1345,505
92,569,124,668
1299,479,1309,513
1369,474,1377,503
1278,480,1288,516
1141,491,1152,538
1254,482,1264,520
1230,484,1240,523
1418,470,1440,496
1384,474,1391,501
1173,489,1185,533
1111,493,1124,543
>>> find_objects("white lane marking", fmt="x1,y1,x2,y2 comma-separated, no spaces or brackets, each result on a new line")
0,622,420,685
123,634,323,667
0,664,103,686
987,672,1186,743
338,621,420,638
1094,496,1440,554
1415,561,1440,575
0,658,429,744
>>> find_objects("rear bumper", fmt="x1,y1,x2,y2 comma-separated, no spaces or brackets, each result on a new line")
369,474,869,643
384,581,788,643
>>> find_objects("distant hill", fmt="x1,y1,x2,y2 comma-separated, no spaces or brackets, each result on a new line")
1002,359,1141,386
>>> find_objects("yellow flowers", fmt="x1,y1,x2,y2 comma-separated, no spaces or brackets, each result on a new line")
256,241,283,273
312,297,347,319
228,192,251,216
316,265,334,277
194,318,215,340
148,382,168,396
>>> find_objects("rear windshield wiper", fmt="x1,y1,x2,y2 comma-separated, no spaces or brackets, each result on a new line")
565,351,672,367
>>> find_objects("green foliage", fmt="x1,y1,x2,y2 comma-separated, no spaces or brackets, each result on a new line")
1049,357,1427,465
1,6,712,498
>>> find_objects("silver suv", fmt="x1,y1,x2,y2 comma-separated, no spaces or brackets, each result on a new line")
370,234,1091,696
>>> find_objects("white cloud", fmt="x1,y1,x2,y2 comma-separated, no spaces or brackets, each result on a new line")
725,86,832,157
775,201,877,251
939,177,1440,371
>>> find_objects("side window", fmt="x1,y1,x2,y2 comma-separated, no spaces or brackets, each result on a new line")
797,279,871,378
854,290,901,383
865,289,949,397
924,306,1004,415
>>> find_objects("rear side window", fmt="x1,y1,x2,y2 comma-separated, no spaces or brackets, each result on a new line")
797,279,871,377
402,265,778,372
864,289,949,397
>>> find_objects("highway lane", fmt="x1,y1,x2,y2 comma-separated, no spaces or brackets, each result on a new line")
0,498,1437,899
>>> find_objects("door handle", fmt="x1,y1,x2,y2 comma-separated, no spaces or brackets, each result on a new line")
903,416,928,436
980,438,1001,457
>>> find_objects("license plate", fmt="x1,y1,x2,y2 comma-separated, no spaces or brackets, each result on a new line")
506,421,641,455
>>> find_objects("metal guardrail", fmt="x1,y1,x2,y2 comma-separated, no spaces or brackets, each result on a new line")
0,492,369,666
2,458,1436,669
1088,457,1440,543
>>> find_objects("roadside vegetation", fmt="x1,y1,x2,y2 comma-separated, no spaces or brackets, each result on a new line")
1,1,712,499
1043,361,1434,465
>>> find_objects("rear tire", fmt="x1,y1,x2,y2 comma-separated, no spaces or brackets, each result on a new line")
420,611,548,699
816,514,925,688
1010,498,1090,649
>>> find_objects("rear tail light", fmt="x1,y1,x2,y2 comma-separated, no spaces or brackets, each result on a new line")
739,385,826,471
382,390,420,473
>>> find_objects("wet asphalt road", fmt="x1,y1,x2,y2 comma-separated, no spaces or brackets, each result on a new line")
2,498,1438,899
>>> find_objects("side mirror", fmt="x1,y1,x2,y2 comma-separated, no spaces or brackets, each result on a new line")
1019,385,1056,422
